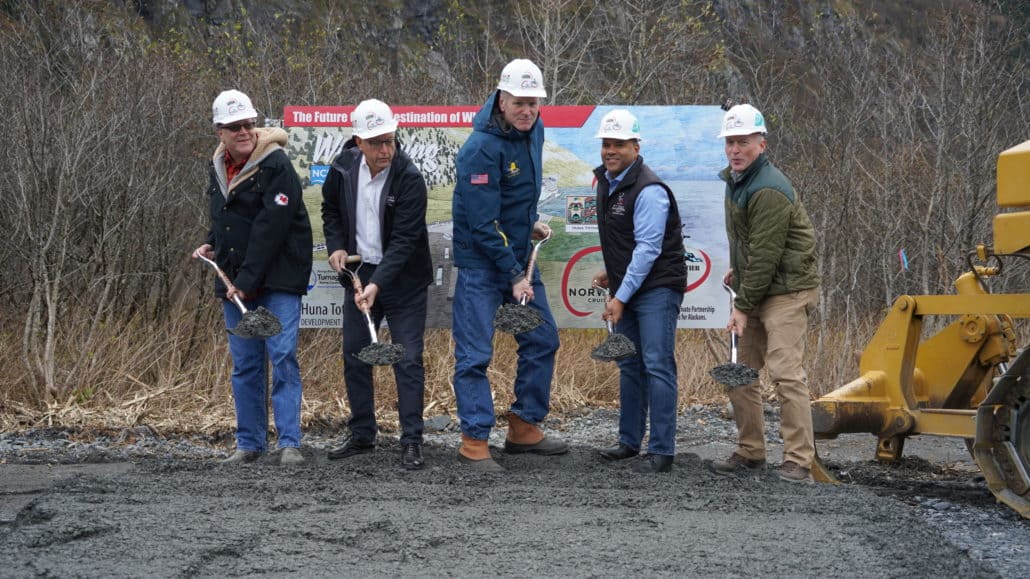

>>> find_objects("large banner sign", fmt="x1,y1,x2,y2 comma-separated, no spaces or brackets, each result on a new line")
284,105,729,330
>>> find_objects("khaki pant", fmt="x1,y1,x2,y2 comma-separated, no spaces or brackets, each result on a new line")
728,287,819,468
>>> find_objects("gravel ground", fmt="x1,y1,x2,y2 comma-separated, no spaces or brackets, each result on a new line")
1,405,1027,577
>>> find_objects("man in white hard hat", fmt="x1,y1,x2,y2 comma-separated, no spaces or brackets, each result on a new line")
710,103,820,482
589,109,687,474
191,89,313,465
451,58,567,471
320,99,433,470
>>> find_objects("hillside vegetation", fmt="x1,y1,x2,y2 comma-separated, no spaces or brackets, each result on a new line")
0,0,1026,430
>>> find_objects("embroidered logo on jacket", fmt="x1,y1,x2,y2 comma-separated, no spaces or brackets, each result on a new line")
506,161,520,178
274,193,289,206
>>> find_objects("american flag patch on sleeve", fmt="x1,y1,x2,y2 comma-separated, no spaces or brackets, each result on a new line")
470,174,489,185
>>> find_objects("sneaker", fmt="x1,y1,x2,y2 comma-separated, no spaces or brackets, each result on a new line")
778,460,813,483
280,447,304,465
710,452,766,476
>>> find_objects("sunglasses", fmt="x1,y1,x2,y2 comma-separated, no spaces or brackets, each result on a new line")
221,121,257,133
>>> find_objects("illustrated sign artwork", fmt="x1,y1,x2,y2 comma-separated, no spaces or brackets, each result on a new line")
284,105,729,329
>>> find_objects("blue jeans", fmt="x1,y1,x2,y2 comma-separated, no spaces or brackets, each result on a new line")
222,291,303,452
615,286,681,456
452,267,560,440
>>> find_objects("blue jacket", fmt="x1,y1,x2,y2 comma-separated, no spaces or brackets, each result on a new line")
452,91,543,279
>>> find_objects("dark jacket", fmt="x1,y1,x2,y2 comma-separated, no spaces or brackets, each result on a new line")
451,90,544,280
321,140,433,295
720,153,819,313
595,158,687,298
206,127,313,297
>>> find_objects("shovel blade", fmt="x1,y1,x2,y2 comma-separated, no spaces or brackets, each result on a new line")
230,306,283,339
493,303,544,335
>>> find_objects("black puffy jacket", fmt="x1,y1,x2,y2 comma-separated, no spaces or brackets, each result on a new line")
205,128,313,296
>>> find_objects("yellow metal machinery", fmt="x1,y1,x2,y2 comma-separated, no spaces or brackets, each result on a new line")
811,140,1030,518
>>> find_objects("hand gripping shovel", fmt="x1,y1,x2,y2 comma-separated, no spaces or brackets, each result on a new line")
493,228,551,335
708,282,759,387
196,254,282,339
337,255,405,366
589,283,636,362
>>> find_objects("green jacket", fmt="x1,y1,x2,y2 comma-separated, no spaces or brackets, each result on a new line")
721,153,819,313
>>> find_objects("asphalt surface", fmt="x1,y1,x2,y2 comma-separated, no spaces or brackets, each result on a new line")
0,407,1027,577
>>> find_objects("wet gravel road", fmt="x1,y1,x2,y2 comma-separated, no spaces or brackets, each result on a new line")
1,406,1027,577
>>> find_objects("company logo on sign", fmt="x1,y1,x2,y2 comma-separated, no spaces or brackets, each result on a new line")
310,165,329,185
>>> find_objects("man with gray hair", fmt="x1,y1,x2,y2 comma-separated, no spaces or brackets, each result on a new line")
450,59,567,471
192,89,313,466
710,103,821,483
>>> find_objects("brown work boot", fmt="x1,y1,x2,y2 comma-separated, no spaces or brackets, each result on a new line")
709,452,766,476
458,435,504,472
778,460,813,483
503,412,569,455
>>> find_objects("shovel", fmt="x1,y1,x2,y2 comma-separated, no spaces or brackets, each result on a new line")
337,255,406,366
494,228,551,335
708,282,759,388
196,254,282,339
589,282,636,362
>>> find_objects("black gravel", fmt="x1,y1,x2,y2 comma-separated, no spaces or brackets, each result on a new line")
355,342,406,366
709,362,760,387
493,303,544,334
589,333,637,362
1,407,1027,577
230,306,282,338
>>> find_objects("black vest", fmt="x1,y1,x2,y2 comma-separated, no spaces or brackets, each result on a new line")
595,157,687,298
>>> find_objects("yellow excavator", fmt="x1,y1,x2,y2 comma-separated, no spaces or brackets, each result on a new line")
811,140,1030,518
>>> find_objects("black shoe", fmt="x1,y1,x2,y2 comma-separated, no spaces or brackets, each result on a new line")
632,454,674,473
401,443,425,470
327,437,375,460
598,443,638,461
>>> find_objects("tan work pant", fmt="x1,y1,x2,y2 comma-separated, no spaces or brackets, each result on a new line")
728,287,819,468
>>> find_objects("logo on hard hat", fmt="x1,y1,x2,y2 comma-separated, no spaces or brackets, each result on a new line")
602,118,622,133
724,114,743,130
364,113,384,130
753,112,764,126
520,72,538,89
226,100,244,114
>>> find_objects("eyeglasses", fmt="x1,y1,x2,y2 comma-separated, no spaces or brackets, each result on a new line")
220,121,257,133
365,138,396,149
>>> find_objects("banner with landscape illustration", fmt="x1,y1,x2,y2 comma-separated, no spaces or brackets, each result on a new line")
284,105,729,329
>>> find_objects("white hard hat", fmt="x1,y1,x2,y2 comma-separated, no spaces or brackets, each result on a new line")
717,104,768,138
497,59,547,98
594,109,642,141
352,99,398,139
212,89,258,126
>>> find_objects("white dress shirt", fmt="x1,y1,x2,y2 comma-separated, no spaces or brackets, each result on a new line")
355,156,389,265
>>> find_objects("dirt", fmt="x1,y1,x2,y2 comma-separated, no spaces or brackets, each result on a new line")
1,407,1027,577
231,306,282,339
493,302,544,334
589,332,636,362
709,362,760,387
355,342,406,366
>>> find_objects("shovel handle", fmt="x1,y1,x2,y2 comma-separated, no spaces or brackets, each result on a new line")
340,256,379,343
196,254,250,314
